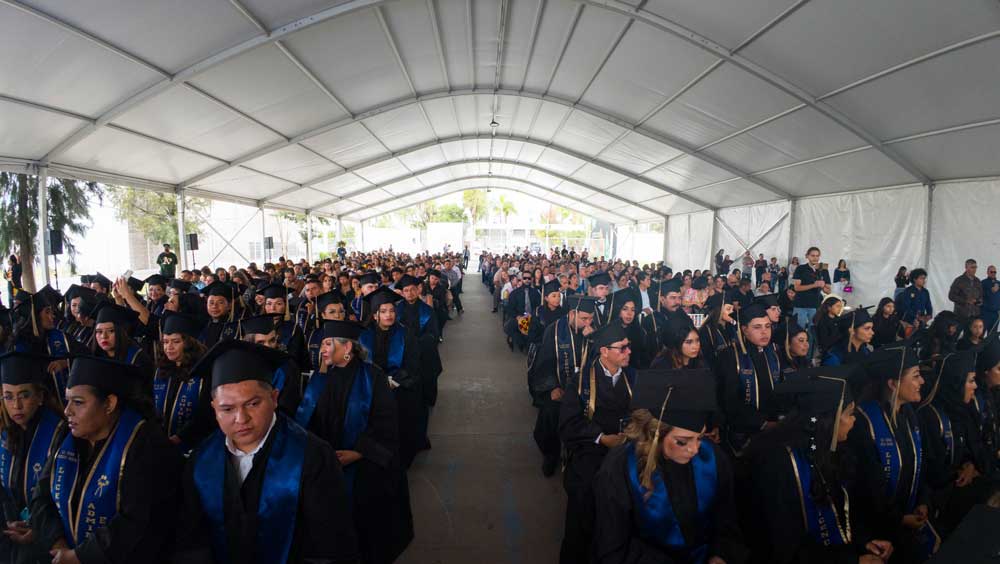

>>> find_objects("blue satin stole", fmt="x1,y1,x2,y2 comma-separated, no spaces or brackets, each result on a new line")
192,415,307,564
0,409,62,510
359,325,405,375
787,447,851,546
735,343,780,409
51,409,145,548
626,441,717,563
153,372,203,438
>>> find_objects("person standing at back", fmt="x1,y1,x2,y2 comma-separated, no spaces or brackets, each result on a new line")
949,258,983,327
982,265,1000,333
791,247,831,332
156,244,178,279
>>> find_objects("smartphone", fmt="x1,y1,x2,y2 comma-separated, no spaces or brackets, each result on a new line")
122,269,133,280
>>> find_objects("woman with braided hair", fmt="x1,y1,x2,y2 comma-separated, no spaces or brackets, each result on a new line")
592,369,745,564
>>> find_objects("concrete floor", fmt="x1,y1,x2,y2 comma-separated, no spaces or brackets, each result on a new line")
398,280,565,564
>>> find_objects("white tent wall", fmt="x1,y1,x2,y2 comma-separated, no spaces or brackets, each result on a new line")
713,201,791,275
927,178,1000,314
666,212,714,272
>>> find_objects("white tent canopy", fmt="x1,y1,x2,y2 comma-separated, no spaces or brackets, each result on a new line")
2,0,1000,306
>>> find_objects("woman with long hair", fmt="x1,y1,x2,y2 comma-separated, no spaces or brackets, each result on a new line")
592,371,744,563
894,267,909,300
847,345,934,563
923,311,961,363
747,368,894,563
832,259,851,295
822,306,874,366
88,303,154,389
872,298,903,348
28,356,181,563
652,315,701,370
611,292,647,370
918,351,994,536
814,296,844,359
0,352,65,564
777,316,811,376
697,293,736,372
973,336,1000,482
957,317,985,351
153,312,213,451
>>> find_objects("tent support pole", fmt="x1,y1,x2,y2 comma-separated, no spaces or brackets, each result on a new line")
360,220,365,252
661,217,669,263
786,198,797,264
260,206,267,262
709,211,718,273
335,217,342,244
36,167,50,288
923,184,935,266
305,212,313,263
175,190,187,271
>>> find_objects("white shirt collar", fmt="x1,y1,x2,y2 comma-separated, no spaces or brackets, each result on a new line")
599,359,622,383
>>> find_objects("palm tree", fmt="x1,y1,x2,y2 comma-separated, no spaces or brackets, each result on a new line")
495,195,517,224
0,173,101,292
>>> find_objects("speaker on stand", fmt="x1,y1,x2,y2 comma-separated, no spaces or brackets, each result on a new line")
264,236,274,262
187,233,199,267
48,230,63,288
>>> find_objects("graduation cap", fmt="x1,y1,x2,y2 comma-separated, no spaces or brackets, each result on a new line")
752,293,780,310
775,366,856,451
357,272,380,286
564,295,597,314
704,290,728,312
738,303,769,326
922,350,979,407
191,340,289,391
426,269,442,279
658,277,683,295
90,273,112,290
365,286,402,312
927,504,1000,563
662,312,696,351
397,275,423,289
590,322,628,349
93,302,139,330
542,279,562,297
862,342,921,423
315,292,345,312
144,274,168,289
691,277,708,291
80,274,93,285
976,333,1000,373
777,315,808,362
0,351,51,386
126,277,145,294
631,368,716,432
168,279,192,293
588,271,611,288
67,355,143,398
200,281,235,299
238,314,280,336
258,283,289,301
323,320,364,341
160,312,203,338
833,305,875,332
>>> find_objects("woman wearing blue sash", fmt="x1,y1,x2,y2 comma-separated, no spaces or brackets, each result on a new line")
776,316,811,377
298,320,412,564
917,351,995,536
8,288,79,410
305,292,348,371
88,302,154,400
0,352,65,564
29,355,181,564
173,340,359,564
592,369,746,564
360,287,428,470
847,344,936,563
237,314,304,416
822,307,875,367
257,284,309,373
748,366,896,563
154,312,216,451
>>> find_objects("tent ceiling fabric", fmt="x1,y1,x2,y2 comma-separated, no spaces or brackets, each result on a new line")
2,0,999,221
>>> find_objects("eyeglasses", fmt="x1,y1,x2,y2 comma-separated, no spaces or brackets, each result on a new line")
606,344,631,351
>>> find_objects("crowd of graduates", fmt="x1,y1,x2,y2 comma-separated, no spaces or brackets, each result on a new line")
0,250,466,564
481,246,1000,564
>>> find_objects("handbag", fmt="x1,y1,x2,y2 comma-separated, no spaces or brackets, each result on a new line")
843,284,853,293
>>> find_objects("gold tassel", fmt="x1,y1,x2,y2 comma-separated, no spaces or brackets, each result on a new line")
642,386,674,492
30,294,39,338
890,349,905,426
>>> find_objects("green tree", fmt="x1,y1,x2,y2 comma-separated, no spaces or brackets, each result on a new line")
462,189,487,226
494,194,517,223
0,173,103,291
432,203,466,223
108,186,206,253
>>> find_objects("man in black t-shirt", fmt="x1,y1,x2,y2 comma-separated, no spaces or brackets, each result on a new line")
791,246,831,331
156,244,178,278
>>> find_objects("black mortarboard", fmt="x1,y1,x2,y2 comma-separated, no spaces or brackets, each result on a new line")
323,320,364,341
169,279,192,293
315,292,344,312
192,340,288,391
659,277,683,295
0,351,50,386
738,303,769,325
924,349,980,406
588,271,611,288
775,366,856,451
834,305,875,331
365,286,402,312
67,355,142,398
928,504,1000,563
542,280,562,297
752,293,780,309
80,274,93,285
144,274,168,288
258,283,289,301
427,269,442,279
704,291,727,312
564,295,597,314
864,343,920,383
663,313,696,351
160,312,203,338
239,314,280,336
631,369,716,431
977,333,1000,373
200,281,234,299
91,273,112,290
64,284,95,304
126,277,145,294
397,275,423,289
357,272,380,286
590,322,628,349
691,277,708,291
34,285,62,311
93,302,139,329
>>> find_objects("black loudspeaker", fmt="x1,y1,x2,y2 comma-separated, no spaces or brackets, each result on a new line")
48,230,63,255
187,233,199,251
264,236,274,250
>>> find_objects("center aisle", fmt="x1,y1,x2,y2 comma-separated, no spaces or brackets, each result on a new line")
399,278,565,564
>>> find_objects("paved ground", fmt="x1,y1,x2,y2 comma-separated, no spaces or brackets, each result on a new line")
398,280,565,564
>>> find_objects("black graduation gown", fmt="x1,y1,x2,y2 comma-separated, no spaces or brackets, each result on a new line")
155,365,217,449
529,317,586,462
698,321,732,373
717,342,782,451
370,326,428,469
872,314,902,348
593,443,746,564
749,443,862,564
814,317,841,358
300,360,413,564
398,299,442,406
171,415,360,564
30,416,181,564
847,403,931,563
